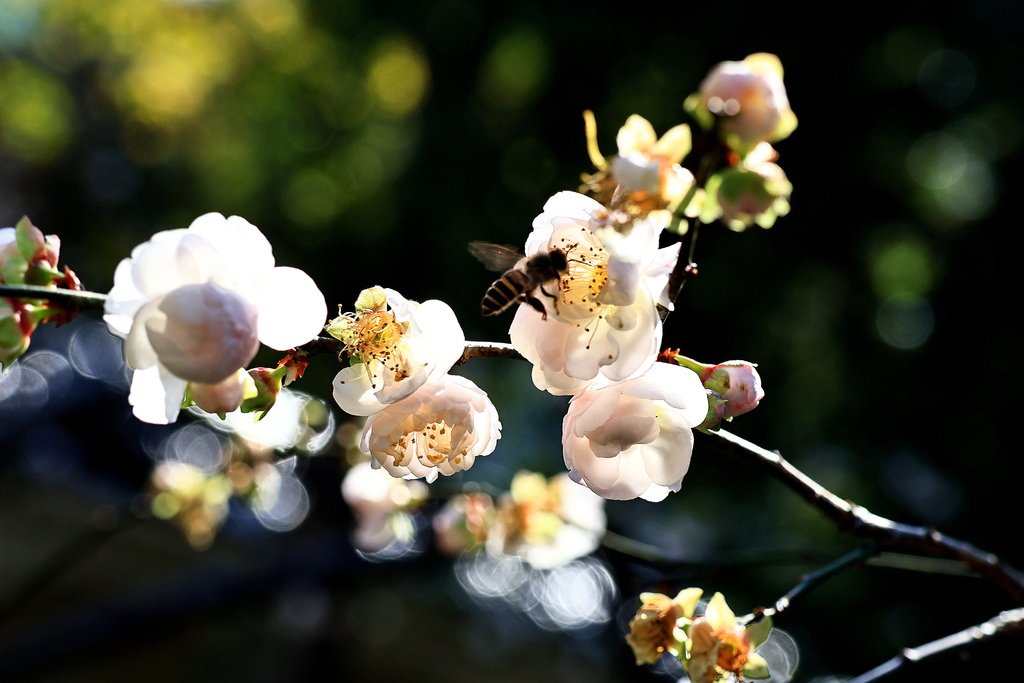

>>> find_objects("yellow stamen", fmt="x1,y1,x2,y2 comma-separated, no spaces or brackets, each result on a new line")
583,110,608,171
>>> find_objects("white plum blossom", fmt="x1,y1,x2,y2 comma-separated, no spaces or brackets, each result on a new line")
330,286,465,416
487,471,606,569
104,213,328,424
360,374,501,482
510,192,679,395
611,115,696,216
341,461,428,552
562,361,708,501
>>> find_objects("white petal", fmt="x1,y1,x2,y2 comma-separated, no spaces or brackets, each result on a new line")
128,364,188,424
333,364,386,416
187,213,275,275
638,428,693,487
256,267,328,350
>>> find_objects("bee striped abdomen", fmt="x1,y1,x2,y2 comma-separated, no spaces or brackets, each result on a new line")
482,269,534,316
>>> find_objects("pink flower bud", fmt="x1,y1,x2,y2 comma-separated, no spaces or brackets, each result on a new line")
705,361,764,418
694,53,797,151
190,370,248,415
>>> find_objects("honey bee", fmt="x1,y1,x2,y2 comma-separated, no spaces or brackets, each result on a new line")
468,241,568,319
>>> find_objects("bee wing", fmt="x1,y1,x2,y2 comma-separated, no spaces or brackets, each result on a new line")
468,241,525,272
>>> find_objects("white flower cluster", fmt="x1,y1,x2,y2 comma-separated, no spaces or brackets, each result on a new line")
508,191,709,501
104,213,327,424
329,286,501,483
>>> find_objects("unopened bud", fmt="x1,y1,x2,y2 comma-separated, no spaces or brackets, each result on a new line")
354,285,388,312
686,53,797,154
704,361,764,418
670,354,764,420
699,391,729,431
240,365,286,418
190,369,248,416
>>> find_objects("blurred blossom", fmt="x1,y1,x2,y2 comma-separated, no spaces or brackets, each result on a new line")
433,491,495,556
487,471,605,569
341,461,428,553
104,212,327,424
582,112,696,227
150,460,232,549
203,388,335,454
359,374,501,482
454,553,615,632
329,286,465,417
252,458,311,532
702,143,791,231
510,192,678,395
562,362,708,501
687,53,797,155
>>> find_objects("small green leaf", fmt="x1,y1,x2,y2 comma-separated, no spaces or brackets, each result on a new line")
14,216,40,261
745,615,773,648
742,652,771,679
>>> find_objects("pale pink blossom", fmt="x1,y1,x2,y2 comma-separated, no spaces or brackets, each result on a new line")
695,53,797,151
104,213,327,424
562,362,708,501
360,374,501,482
341,461,428,552
510,192,678,395
487,471,606,569
330,287,465,416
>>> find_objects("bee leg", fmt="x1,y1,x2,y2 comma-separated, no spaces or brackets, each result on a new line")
538,285,560,315
523,294,548,320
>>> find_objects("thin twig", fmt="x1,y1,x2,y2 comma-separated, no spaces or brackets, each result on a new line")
745,544,876,623
845,608,1024,683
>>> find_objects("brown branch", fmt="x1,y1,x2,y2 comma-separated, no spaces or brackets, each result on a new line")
845,608,1024,682
708,428,1024,601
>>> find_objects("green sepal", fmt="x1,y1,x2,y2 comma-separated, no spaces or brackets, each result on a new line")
14,216,40,262
745,615,773,648
742,652,771,679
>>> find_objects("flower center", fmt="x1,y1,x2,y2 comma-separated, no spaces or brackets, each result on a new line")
558,239,609,308
386,420,470,469
340,310,407,374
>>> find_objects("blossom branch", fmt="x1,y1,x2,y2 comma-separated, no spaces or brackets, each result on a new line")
845,608,1024,683
708,428,1024,601
0,283,107,308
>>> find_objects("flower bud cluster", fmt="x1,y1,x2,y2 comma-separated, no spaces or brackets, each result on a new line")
1,216,82,369
685,53,796,232
625,588,773,681
434,470,606,568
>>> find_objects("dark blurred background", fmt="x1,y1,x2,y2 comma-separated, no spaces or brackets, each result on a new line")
2,0,1023,681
